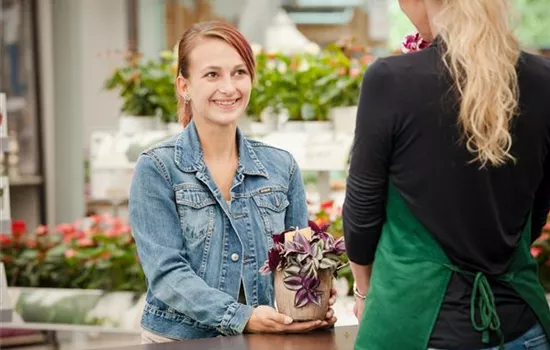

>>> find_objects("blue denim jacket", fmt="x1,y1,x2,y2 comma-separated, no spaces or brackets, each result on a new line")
129,121,308,339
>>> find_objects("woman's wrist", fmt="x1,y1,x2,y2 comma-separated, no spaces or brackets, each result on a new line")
353,282,367,300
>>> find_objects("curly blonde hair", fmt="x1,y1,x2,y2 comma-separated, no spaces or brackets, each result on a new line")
434,0,520,167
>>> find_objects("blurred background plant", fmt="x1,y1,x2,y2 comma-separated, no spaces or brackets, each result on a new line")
247,40,372,123
104,50,178,123
0,216,145,293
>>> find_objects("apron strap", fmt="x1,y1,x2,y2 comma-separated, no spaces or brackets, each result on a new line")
444,264,505,349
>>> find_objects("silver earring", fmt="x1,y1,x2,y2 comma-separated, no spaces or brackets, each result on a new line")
183,94,191,104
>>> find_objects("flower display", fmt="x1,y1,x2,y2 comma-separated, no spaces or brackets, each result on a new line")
0,215,145,292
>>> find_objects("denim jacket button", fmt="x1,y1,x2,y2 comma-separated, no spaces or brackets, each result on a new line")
231,253,239,262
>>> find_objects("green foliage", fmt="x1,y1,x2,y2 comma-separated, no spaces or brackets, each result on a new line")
104,51,178,122
248,43,372,122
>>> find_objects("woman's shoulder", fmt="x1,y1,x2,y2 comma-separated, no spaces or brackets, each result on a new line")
359,47,441,92
373,45,440,70
518,51,550,81
135,135,179,170
142,134,178,156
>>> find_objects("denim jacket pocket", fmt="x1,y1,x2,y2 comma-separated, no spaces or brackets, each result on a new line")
175,187,216,240
253,189,290,238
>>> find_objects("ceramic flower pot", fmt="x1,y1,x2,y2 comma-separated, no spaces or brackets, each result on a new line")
119,115,158,135
274,269,332,321
329,106,357,135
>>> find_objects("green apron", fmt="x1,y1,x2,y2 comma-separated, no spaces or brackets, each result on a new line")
354,184,550,350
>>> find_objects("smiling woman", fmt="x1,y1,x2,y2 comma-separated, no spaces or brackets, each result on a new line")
128,21,337,344
174,22,256,127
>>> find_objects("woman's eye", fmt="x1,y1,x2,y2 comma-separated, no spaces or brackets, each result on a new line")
205,72,217,78
235,69,248,76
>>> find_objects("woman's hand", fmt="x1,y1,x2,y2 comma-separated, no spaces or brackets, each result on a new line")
322,288,338,328
244,289,339,333
244,306,324,333
353,284,367,323
353,298,365,322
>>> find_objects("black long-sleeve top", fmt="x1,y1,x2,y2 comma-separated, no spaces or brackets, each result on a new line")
343,41,550,349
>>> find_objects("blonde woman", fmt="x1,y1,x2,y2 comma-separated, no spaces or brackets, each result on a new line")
343,0,550,349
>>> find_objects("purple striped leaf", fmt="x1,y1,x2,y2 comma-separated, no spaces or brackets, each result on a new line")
283,275,303,291
295,288,310,308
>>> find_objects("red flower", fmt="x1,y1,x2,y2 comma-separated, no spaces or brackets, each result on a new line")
320,200,334,211
12,220,27,238
360,54,374,65
77,237,95,247
63,230,85,243
531,246,543,259
90,215,102,225
0,234,13,246
350,68,361,78
56,223,76,235
104,229,119,238
26,238,38,248
65,249,76,259
35,225,48,236
120,225,131,235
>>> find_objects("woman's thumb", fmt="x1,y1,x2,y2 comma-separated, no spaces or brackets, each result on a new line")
270,309,293,325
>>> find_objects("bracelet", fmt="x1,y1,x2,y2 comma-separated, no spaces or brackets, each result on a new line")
353,282,366,300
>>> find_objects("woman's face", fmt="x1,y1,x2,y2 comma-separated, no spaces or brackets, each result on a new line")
177,37,252,128
398,0,435,41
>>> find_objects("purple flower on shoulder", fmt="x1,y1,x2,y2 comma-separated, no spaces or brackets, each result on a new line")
402,32,431,53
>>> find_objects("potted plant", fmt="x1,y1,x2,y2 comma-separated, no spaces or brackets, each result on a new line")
261,41,372,134
242,47,282,135
278,52,334,132
104,51,177,135
260,221,346,320
321,40,373,135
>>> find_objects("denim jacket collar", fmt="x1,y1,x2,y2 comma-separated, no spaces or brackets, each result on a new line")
174,120,269,178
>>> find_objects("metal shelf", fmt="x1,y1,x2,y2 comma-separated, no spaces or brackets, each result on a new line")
0,219,11,235
8,175,43,187
0,136,8,152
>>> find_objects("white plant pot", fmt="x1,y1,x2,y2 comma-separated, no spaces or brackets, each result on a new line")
119,115,158,135
281,121,306,132
281,121,333,133
304,121,333,133
260,110,281,132
240,115,278,136
248,122,271,136
166,122,183,135
330,106,358,135
90,165,135,200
